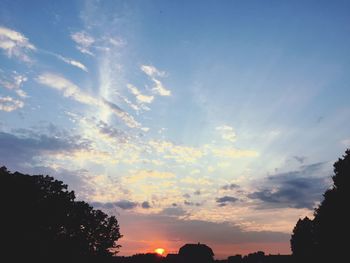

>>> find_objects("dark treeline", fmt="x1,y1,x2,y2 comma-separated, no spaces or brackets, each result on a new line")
290,149,350,262
113,250,292,263
0,167,122,263
0,149,349,263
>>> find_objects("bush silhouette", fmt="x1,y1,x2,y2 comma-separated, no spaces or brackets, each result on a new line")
291,149,350,262
0,167,122,263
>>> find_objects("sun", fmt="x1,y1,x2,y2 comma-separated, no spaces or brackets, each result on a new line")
154,248,165,256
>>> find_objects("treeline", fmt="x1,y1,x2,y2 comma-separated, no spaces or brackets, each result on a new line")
0,167,122,263
291,149,349,262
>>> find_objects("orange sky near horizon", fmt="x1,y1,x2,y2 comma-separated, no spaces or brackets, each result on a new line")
118,238,291,259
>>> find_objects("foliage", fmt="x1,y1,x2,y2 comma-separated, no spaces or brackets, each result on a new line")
291,149,350,262
0,167,122,263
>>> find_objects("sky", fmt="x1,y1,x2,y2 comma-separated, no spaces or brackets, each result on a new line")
1,0,350,259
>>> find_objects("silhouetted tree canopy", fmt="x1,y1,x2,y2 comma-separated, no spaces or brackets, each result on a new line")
179,243,214,263
291,149,350,262
290,217,314,261
0,167,122,263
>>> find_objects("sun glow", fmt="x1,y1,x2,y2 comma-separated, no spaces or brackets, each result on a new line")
154,248,165,256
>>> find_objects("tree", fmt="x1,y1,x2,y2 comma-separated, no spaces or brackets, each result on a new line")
0,167,122,263
290,149,350,262
312,149,350,261
290,217,314,261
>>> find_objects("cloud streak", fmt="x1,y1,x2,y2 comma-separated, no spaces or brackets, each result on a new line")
0,96,24,112
55,54,88,72
0,70,27,98
216,196,238,207
36,73,141,128
127,84,154,104
216,125,236,143
0,26,35,62
0,128,90,167
71,31,95,56
92,200,138,210
141,65,171,96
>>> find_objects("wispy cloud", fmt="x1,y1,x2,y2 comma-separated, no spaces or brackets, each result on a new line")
127,84,154,104
55,54,88,72
125,170,175,183
0,96,24,112
0,26,35,62
151,78,171,96
216,125,236,143
140,65,165,77
92,200,138,210
149,139,204,163
141,65,171,96
71,31,95,56
221,183,240,190
0,128,90,167
0,70,28,98
36,73,141,128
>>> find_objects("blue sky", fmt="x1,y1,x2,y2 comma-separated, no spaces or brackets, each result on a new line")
1,0,350,258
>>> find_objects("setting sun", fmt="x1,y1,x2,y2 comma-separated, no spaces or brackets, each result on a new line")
154,248,165,256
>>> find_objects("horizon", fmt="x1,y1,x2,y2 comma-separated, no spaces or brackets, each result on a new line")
1,0,350,259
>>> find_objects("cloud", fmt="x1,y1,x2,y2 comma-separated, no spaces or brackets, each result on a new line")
0,70,28,98
0,26,36,62
0,96,24,112
36,73,141,128
293,156,306,164
140,65,165,77
95,119,128,142
141,201,151,209
0,128,90,167
216,125,236,143
104,36,125,47
115,200,138,210
151,77,171,96
180,176,212,185
149,140,203,163
56,54,88,72
127,84,154,104
92,200,138,210
36,72,95,104
194,190,201,195
125,170,175,183
221,183,240,190
184,200,201,206
248,162,331,209
101,99,141,128
183,193,191,198
140,65,171,96
71,31,95,56
161,207,188,217
216,196,238,206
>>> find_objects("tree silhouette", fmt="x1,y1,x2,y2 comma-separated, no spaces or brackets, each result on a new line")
178,243,214,263
0,166,122,263
290,217,314,261
291,149,350,262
